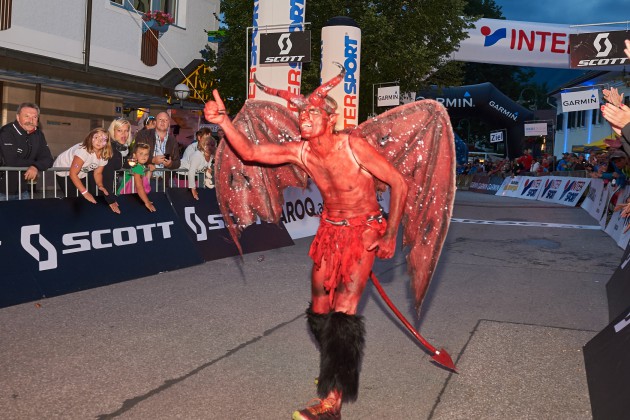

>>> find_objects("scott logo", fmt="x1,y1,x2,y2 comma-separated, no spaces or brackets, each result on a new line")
184,207,227,241
278,33,292,54
21,225,57,271
21,222,175,271
594,33,612,57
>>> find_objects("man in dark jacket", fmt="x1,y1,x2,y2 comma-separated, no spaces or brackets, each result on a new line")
133,111,180,191
0,102,54,200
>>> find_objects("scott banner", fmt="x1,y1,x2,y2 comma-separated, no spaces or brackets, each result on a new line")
0,194,204,308
570,30,630,69
166,188,294,260
248,0,306,109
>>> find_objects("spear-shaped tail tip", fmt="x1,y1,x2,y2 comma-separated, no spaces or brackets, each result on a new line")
432,349,457,372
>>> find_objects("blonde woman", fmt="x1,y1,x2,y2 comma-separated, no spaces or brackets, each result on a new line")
54,128,120,213
89,118,133,193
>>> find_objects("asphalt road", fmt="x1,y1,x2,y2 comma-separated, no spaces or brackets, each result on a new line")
0,191,622,419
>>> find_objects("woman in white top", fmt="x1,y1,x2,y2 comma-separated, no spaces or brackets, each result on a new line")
181,128,216,200
53,127,120,213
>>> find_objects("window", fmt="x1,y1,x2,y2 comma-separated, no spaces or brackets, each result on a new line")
111,0,177,22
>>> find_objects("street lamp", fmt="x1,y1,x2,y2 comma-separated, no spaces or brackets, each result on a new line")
173,83,190,108
517,87,538,111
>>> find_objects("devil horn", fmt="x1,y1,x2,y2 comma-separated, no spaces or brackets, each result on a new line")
308,62,345,107
254,74,308,109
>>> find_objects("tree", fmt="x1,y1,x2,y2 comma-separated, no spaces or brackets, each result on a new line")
202,0,473,121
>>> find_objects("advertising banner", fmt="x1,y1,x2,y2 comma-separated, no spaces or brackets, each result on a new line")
560,89,600,113
321,17,361,131
166,188,294,260
281,181,323,239
0,194,204,308
451,18,625,69
604,186,630,249
524,122,548,136
570,30,630,69
582,178,609,223
260,31,311,64
377,86,400,107
469,174,504,195
537,177,566,203
550,177,591,207
497,176,521,197
248,0,306,109
515,176,543,200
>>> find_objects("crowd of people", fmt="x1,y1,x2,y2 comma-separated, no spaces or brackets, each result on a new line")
458,148,629,187
0,104,221,210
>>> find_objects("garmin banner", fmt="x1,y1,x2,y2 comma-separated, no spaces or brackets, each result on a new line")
570,30,630,69
166,188,294,260
377,86,400,107
0,194,204,309
260,31,311,64
560,89,600,113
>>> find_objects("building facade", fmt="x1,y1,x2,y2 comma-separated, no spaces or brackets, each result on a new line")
0,0,219,156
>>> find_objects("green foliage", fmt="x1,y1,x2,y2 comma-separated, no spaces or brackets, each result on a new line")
202,0,473,120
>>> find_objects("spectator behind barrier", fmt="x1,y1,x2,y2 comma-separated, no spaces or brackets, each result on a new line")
88,118,132,196
0,102,54,200
53,128,120,214
117,143,155,212
180,128,216,200
600,41,630,218
143,115,157,131
134,111,181,190
556,153,570,171
601,40,630,158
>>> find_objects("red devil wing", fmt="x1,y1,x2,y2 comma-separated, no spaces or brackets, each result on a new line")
353,100,456,312
214,100,308,252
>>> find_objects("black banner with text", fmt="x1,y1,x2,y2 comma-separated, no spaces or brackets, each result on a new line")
0,193,204,308
166,188,294,261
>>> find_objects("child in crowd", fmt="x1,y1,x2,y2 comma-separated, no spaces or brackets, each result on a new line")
53,127,120,213
117,143,156,212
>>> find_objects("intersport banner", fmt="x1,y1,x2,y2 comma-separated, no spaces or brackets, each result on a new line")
248,0,306,109
452,18,625,69
321,16,361,131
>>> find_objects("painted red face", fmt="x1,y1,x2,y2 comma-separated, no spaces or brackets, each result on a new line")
299,105,329,139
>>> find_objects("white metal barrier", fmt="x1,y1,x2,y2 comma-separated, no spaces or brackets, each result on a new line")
0,167,209,200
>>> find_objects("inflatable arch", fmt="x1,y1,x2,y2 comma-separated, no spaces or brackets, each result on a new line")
417,82,535,158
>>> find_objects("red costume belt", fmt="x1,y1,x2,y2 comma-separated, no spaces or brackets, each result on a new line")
308,211,387,305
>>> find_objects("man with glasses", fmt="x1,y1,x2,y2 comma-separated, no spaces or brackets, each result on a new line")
0,102,54,200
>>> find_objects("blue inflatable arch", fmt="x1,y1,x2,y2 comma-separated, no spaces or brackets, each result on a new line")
416,82,535,159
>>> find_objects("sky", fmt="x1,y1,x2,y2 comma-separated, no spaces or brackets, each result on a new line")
493,0,628,26
492,0,630,88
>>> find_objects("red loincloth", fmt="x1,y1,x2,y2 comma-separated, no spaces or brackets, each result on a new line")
308,211,387,305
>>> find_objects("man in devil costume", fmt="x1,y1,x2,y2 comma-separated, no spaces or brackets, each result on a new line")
204,63,455,419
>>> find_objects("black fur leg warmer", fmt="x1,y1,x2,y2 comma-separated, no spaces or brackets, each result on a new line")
306,303,329,346
317,311,366,403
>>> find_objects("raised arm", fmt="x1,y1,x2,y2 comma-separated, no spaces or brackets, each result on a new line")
349,135,408,259
203,90,301,165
